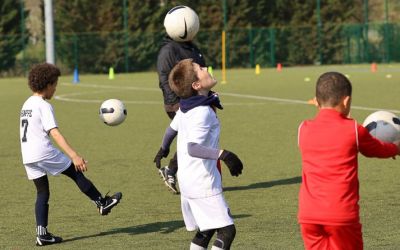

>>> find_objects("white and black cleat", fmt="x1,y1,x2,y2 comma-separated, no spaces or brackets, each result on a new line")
36,232,62,246
159,167,179,194
98,192,122,215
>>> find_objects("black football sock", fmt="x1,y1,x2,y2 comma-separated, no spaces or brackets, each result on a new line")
62,164,102,202
33,176,50,229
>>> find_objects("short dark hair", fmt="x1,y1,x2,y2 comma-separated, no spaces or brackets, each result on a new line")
168,59,198,98
28,63,61,92
316,72,352,107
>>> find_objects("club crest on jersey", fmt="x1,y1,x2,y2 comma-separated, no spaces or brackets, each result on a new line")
21,110,33,117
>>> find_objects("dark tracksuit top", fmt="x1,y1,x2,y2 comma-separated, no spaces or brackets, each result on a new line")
156,36,206,106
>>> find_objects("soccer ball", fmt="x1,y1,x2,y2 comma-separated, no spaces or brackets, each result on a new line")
99,99,127,126
362,110,400,142
164,5,199,42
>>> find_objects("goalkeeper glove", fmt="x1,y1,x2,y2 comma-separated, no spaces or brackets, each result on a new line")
219,150,243,177
153,147,169,169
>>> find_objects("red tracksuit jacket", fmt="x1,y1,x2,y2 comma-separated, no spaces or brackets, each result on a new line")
298,109,398,225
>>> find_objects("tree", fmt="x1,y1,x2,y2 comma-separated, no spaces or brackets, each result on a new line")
0,0,28,73
54,0,108,72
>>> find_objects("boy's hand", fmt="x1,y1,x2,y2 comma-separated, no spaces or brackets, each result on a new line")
72,155,87,172
153,147,170,169
219,150,243,176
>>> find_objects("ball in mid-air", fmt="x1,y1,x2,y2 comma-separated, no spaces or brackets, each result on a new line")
164,5,199,42
363,110,400,142
99,99,127,126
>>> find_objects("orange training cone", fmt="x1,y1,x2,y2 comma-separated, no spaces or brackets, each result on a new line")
307,98,317,106
277,63,282,72
371,63,377,73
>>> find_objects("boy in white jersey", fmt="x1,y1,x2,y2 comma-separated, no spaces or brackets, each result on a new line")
19,63,122,246
154,59,243,250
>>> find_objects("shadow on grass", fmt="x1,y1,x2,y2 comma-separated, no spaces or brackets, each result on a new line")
63,214,251,243
63,220,184,243
223,176,301,192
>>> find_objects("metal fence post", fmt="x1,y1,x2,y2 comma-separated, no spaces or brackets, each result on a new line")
269,28,275,67
363,0,369,62
249,28,254,68
123,0,129,72
73,34,78,69
317,0,322,64
19,0,27,75
384,0,390,62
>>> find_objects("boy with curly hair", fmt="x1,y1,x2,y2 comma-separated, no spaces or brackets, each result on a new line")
20,63,122,246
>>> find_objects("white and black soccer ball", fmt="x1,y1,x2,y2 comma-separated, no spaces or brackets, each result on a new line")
164,5,199,42
99,99,127,126
363,110,400,142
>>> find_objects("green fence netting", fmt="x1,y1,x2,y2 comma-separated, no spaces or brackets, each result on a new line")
1,22,399,75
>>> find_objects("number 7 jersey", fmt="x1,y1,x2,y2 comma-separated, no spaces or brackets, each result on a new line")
20,95,59,164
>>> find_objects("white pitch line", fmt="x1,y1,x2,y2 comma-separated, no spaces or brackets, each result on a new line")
221,92,400,114
57,82,400,114
61,82,159,92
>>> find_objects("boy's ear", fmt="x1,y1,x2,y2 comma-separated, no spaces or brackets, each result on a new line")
192,81,201,90
343,96,352,117
313,97,319,107
343,95,351,108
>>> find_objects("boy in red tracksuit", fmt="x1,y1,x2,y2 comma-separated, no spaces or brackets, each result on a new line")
297,72,400,250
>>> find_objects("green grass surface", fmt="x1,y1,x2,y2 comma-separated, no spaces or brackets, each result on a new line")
1,65,400,249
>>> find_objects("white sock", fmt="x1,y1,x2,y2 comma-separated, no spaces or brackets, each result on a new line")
190,242,207,250
36,225,47,236
211,246,224,250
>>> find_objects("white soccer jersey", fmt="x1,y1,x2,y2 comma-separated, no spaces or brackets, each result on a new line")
20,96,61,164
170,106,222,199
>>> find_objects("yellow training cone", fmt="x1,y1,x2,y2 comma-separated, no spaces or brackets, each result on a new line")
255,64,260,75
109,67,115,80
207,66,213,76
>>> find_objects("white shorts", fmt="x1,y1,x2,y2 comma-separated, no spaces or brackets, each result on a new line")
24,151,71,180
181,193,234,232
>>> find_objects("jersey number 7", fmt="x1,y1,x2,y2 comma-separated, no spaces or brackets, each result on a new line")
21,119,28,142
